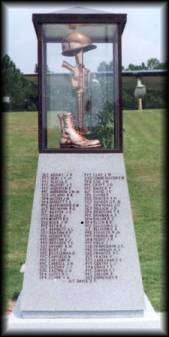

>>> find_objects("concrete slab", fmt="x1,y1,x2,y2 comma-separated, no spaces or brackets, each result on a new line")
4,294,165,334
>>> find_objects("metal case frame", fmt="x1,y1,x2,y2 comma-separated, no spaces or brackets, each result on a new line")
33,12,127,153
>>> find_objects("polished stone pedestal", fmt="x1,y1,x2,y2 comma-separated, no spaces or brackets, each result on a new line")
20,154,145,316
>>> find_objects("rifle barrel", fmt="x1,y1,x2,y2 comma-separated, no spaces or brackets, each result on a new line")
62,61,74,72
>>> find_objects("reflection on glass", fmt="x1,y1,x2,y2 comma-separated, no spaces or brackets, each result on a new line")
44,24,118,150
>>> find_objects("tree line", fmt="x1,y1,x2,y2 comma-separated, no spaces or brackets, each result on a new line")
2,55,38,111
2,54,167,111
97,58,167,71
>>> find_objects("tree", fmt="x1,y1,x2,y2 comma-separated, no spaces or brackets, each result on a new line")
127,63,147,71
97,61,111,72
98,61,114,72
2,54,38,111
126,58,167,71
146,58,167,70
147,58,160,70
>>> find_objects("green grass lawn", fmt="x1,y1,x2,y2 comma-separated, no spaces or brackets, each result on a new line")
3,109,166,312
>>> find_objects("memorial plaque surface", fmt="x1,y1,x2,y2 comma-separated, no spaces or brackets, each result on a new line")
20,153,144,316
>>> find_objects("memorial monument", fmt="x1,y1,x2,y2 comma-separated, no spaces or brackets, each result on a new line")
8,7,161,332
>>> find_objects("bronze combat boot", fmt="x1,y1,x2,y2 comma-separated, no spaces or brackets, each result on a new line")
62,112,101,148
57,112,73,147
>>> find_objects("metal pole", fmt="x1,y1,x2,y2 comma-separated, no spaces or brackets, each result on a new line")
75,51,85,131
138,98,143,110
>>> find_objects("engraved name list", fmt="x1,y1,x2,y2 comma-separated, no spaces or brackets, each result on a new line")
40,172,125,283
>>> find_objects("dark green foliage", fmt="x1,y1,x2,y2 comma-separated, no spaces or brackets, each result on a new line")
123,88,137,110
126,58,167,71
123,87,166,110
146,58,167,70
125,62,148,71
89,102,114,149
144,89,166,109
2,54,38,111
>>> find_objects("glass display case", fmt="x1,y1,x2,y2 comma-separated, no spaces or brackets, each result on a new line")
33,11,126,152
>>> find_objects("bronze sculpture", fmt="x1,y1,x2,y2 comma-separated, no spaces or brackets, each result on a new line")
59,31,101,148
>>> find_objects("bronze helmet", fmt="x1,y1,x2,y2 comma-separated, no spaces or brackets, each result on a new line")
61,31,96,56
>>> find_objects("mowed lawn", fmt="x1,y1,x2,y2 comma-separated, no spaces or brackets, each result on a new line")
3,109,166,312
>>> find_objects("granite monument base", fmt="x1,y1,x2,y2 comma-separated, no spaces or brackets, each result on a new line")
19,153,145,316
